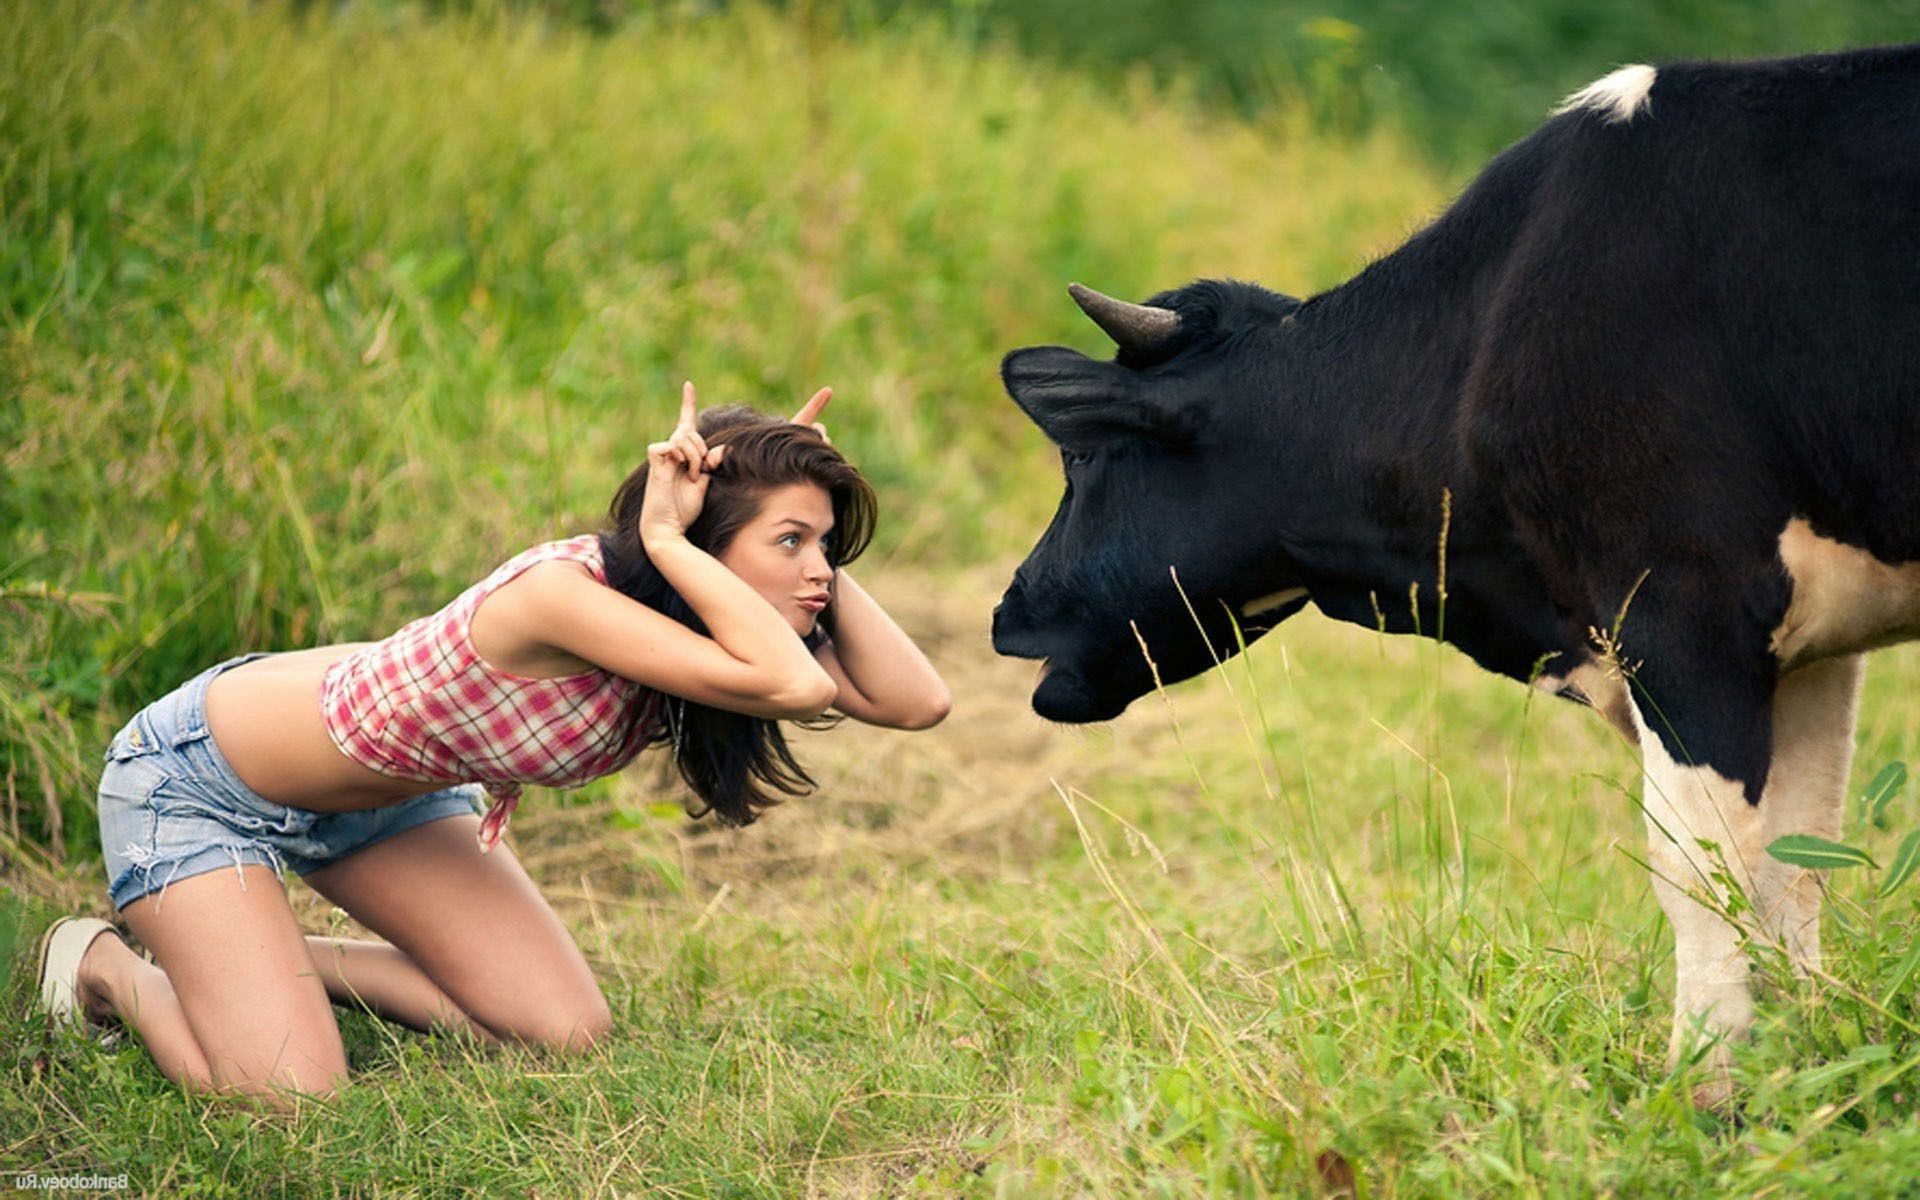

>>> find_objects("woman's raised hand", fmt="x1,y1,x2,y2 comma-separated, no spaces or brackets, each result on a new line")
639,381,727,546
791,387,832,444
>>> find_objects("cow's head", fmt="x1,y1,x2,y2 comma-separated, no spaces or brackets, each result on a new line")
993,279,1313,722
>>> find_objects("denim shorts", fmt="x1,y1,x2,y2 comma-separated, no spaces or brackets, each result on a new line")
98,653,485,915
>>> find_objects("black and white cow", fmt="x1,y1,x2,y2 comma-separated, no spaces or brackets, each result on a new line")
993,44,1920,1085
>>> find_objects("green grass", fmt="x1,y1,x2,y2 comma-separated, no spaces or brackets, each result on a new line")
4,3,1919,1196
8,604,1918,1195
912,0,1920,166
429,0,1920,166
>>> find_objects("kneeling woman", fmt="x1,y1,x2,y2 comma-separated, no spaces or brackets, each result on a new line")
36,385,950,1105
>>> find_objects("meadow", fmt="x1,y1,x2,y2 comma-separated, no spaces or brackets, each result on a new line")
3,3,1919,1195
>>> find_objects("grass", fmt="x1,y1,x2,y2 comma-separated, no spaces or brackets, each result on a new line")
4,3,1919,1195
7,584,1918,1194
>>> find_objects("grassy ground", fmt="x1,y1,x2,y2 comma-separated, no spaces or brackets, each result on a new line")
7,572,1920,1194
4,3,1919,1196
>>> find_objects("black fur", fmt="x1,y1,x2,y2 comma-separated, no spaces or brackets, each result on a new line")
994,43,1920,801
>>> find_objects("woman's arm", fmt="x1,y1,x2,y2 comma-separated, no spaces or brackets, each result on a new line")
523,550,835,720
509,384,835,719
776,388,948,729
814,569,951,729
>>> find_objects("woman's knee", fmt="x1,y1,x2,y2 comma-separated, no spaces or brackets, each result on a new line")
483,988,613,1052
218,1059,352,1108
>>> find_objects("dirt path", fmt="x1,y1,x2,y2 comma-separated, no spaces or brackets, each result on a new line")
506,560,1185,920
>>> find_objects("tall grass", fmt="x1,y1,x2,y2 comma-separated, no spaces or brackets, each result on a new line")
414,0,1920,165
0,0,1444,860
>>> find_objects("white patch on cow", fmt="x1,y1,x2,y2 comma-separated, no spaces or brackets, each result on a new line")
1239,587,1308,618
1629,654,1863,1090
1771,518,1920,670
1630,698,1762,1077
1551,64,1657,123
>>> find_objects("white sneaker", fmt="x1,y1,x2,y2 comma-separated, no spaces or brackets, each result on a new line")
35,916,125,1046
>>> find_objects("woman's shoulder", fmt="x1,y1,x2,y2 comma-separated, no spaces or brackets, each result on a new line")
482,535,608,588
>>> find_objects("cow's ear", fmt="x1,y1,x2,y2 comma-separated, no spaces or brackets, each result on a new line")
1001,346,1199,446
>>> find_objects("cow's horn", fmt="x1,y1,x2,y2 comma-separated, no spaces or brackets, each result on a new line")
1068,283,1182,356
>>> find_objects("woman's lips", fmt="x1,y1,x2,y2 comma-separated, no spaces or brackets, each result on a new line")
798,596,829,612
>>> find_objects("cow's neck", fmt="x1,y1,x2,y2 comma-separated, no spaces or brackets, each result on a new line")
1267,169,1576,681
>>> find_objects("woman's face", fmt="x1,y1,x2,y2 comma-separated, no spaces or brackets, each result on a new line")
715,482,838,636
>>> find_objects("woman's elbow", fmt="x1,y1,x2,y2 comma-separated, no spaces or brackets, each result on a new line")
895,684,952,730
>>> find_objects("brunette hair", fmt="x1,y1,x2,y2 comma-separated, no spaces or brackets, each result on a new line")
598,406,877,826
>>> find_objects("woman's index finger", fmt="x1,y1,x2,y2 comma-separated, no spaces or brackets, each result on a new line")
791,386,831,427
679,380,698,428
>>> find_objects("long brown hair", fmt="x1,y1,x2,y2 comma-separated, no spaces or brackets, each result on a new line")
598,406,877,826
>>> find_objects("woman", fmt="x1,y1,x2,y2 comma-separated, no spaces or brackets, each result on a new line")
34,384,950,1107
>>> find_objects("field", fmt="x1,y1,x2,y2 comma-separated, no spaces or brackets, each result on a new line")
4,3,1919,1195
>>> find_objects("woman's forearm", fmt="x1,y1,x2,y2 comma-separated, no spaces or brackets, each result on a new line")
825,570,950,722
645,534,825,688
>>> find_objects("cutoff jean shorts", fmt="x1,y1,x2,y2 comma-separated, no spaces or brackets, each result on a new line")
98,652,485,914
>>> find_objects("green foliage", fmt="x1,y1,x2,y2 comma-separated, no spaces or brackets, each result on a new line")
921,0,1920,164
401,0,1920,164
1767,834,1877,871
1880,830,1920,899
1863,760,1907,830
1766,766,1920,897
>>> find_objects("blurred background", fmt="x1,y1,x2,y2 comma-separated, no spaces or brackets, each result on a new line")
4,0,1915,861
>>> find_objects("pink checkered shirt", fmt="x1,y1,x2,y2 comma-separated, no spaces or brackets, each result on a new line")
320,535,663,852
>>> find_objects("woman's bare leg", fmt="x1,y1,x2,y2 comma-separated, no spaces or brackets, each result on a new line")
77,929,502,1072
76,930,213,1089
298,813,612,1052
114,866,350,1111
302,936,500,1044
74,819,576,1103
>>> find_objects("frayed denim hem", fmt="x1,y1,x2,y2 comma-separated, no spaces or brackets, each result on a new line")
108,841,287,915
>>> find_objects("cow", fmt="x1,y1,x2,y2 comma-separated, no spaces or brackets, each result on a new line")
991,43,1920,1095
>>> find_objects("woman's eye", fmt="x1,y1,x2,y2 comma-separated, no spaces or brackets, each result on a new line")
779,533,800,548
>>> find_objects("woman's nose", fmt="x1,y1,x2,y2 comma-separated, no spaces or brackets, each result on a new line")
804,547,833,582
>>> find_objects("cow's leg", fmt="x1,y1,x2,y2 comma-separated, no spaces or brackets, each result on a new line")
1630,695,1768,1076
1751,654,1863,978
1615,600,1780,1097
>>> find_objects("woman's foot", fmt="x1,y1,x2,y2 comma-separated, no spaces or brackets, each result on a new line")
74,929,134,1027
36,917,127,1038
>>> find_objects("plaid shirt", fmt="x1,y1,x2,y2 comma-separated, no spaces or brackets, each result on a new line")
320,535,662,852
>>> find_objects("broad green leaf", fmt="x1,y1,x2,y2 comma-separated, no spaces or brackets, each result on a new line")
1766,835,1876,870
1864,761,1907,830
1789,1045,1892,1095
1879,830,1920,898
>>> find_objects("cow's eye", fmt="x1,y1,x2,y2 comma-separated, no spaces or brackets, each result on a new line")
1061,448,1092,469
